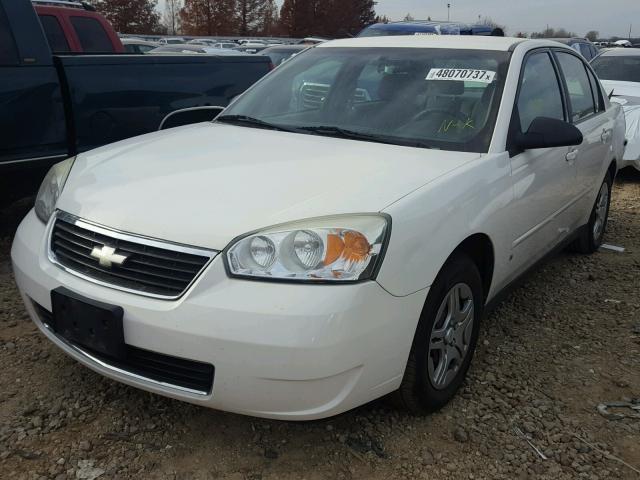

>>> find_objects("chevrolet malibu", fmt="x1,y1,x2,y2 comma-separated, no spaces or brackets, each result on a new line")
12,36,626,420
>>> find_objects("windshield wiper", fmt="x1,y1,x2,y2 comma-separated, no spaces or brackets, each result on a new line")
298,125,433,148
216,115,300,133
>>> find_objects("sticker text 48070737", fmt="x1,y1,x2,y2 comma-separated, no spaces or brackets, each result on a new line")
426,68,496,83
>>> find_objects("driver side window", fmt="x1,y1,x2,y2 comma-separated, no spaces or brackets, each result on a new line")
517,52,565,133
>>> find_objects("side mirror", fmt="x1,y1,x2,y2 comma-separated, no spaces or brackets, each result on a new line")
159,106,225,130
516,117,583,150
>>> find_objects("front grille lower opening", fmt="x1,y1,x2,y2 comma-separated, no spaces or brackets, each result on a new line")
32,300,214,394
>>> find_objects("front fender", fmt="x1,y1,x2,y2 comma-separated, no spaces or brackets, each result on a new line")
377,153,513,299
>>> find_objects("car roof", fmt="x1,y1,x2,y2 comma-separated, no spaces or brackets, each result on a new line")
598,47,640,57
318,35,528,51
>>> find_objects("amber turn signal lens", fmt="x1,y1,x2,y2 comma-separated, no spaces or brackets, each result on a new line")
323,231,371,265
324,233,344,265
343,231,370,262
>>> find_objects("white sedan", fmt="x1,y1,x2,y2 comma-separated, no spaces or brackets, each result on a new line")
592,48,640,170
12,36,625,420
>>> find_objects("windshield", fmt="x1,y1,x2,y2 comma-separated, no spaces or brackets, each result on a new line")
592,55,640,83
218,47,510,152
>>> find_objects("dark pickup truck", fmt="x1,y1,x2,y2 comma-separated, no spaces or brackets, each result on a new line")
0,0,270,198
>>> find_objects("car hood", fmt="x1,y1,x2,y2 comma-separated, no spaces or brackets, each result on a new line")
58,123,479,250
601,80,640,102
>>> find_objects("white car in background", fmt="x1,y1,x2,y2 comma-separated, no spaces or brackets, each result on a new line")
592,48,640,170
12,36,625,420
158,37,185,45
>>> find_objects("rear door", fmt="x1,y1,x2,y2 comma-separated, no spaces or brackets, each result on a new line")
507,49,577,271
553,49,611,227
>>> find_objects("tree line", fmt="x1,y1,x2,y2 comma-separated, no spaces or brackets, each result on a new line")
89,0,378,38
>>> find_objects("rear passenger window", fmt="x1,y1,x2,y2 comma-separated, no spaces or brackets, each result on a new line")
578,43,593,60
70,16,113,53
0,4,19,64
556,52,596,122
39,15,70,53
517,52,565,132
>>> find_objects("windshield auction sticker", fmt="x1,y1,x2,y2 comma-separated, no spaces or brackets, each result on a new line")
426,68,496,83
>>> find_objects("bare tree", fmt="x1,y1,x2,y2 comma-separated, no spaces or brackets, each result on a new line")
531,26,576,39
164,0,182,35
585,30,599,42
403,13,414,21
479,16,507,35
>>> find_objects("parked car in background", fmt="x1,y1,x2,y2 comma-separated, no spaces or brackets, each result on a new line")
260,44,308,66
238,38,266,45
358,20,493,37
234,43,269,54
552,38,599,61
32,0,123,53
188,39,219,47
592,48,640,170
0,0,271,197
297,37,329,45
12,36,624,421
121,38,158,54
148,45,248,56
213,42,238,49
158,37,185,45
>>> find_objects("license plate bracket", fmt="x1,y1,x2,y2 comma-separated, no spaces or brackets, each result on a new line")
50,287,125,361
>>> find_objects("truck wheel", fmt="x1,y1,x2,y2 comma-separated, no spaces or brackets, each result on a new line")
392,254,483,414
572,172,612,254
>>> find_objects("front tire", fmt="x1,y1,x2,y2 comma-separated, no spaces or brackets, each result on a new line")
572,172,612,254
392,254,483,414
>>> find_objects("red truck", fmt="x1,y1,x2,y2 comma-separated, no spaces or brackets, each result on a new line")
33,0,124,53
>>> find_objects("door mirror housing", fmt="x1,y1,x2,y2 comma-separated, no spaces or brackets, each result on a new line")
159,106,225,130
516,117,583,150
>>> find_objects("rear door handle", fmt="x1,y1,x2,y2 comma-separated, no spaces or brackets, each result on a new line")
565,149,579,162
601,129,612,143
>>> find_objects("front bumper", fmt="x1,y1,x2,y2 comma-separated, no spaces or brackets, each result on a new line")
11,210,427,420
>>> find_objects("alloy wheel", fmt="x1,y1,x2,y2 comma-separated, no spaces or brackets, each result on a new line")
428,283,475,390
593,181,609,243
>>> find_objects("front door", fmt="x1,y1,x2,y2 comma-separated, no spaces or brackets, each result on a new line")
507,50,578,275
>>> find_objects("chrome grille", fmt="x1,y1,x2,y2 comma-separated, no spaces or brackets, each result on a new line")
49,212,216,299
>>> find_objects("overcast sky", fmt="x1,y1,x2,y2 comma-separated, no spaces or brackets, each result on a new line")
158,0,640,38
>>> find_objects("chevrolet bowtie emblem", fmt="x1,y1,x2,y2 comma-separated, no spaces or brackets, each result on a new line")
90,245,129,268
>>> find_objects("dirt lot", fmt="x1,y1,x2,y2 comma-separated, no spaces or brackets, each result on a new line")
0,171,639,480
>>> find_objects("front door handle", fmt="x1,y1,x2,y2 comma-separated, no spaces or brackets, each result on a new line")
565,149,579,163
601,129,612,143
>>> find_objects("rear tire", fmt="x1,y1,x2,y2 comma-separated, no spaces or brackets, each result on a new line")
572,172,612,254
392,254,483,414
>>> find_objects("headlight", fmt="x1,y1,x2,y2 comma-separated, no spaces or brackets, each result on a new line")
226,214,390,282
34,157,75,223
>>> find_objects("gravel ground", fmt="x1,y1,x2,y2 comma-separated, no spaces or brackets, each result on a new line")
0,170,638,480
